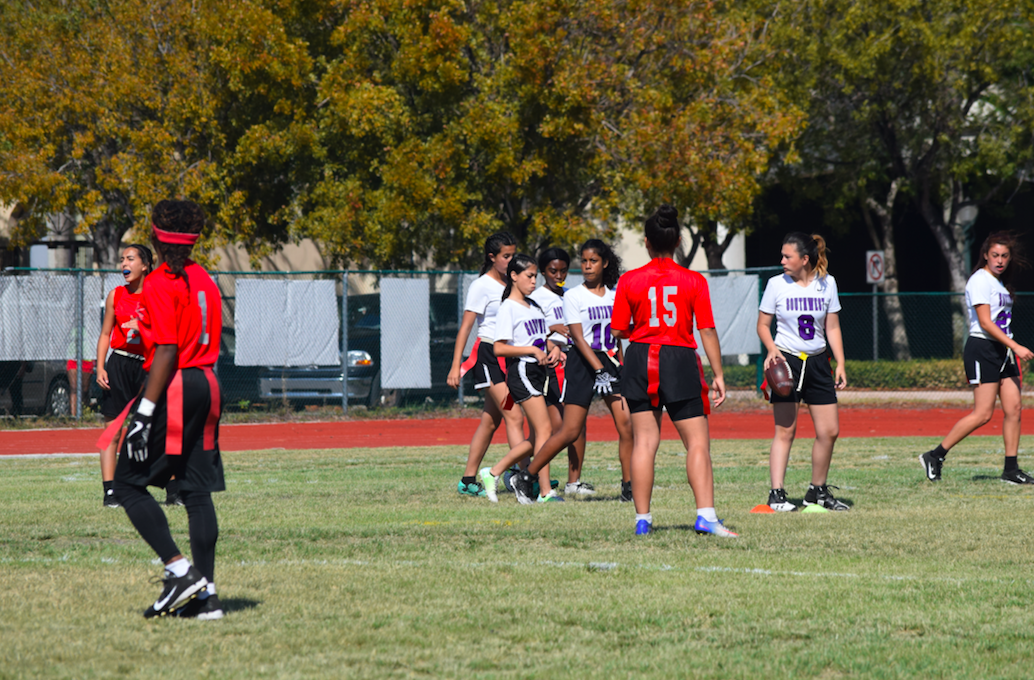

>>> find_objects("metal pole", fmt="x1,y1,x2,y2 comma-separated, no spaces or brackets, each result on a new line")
457,274,465,405
872,283,878,361
75,269,84,420
341,272,349,414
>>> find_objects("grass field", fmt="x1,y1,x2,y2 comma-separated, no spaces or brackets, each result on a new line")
3,434,1034,679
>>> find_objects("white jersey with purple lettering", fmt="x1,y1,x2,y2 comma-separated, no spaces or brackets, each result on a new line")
563,284,619,353
966,268,1014,340
494,298,549,363
465,273,506,341
759,273,842,356
529,285,568,346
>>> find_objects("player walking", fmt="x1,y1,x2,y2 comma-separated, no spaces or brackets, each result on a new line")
756,232,848,512
110,199,225,620
920,232,1034,483
95,245,152,507
511,240,633,504
447,232,524,497
478,255,564,503
610,205,733,537
527,248,590,495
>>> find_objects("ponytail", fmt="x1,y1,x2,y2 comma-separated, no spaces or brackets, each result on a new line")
783,232,828,278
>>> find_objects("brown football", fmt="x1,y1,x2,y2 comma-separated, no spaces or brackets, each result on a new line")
765,358,794,398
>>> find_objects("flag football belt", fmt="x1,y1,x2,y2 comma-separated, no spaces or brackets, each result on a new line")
112,349,145,361
776,346,824,393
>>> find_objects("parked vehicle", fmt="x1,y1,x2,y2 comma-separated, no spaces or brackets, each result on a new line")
257,293,474,408
0,360,75,417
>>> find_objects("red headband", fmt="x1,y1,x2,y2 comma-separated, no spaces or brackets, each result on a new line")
152,224,200,245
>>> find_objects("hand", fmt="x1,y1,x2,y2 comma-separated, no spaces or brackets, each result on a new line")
1015,344,1034,363
763,349,784,370
593,368,616,395
834,365,847,390
96,367,110,390
533,348,549,365
122,319,139,331
545,346,562,367
447,366,460,389
710,375,727,408
125,410,153,462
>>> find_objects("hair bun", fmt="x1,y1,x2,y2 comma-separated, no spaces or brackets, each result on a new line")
656,204,679,230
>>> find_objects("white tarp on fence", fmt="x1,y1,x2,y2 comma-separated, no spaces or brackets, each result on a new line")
693,274,760,355
381,278,431,389
234,279,339,366
0,274,111,361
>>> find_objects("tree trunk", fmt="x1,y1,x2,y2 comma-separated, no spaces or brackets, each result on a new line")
863,183,911,361
914,188,969,355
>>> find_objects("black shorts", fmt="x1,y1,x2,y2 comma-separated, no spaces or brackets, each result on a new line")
471,339,506,390
770,350,837,405
545,361,566,407
506,360,549,404
623,343,708,420
564,349,622,408
964,336,1021,384
100,351,146,420
115,367,225,493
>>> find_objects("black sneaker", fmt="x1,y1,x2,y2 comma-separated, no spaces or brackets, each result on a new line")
164,491,185,507
143,565,209,618
619,481,633,503
103,489,120,508
802,484,849,511
919,451,944,481
1002,468,1034,485
767,488,796,512
513,471,535,505
174,594,224,620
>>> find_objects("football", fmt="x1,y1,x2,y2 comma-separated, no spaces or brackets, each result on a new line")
765,357,794,398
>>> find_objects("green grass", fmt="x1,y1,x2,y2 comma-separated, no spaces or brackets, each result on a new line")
2,435,1034,679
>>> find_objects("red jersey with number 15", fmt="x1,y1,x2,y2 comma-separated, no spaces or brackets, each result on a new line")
611,257,715,348
139,261,221,371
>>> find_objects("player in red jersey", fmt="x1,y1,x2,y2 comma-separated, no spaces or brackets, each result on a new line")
110,200,225,620
610,205,735,537
95,244,152,507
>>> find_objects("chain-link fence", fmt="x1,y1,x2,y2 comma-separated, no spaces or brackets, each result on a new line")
2,266,1030,420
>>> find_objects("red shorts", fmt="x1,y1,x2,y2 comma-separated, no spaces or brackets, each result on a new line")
67,360,95,373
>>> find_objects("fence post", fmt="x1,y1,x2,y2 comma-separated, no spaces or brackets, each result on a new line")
872,284,878,361
457,275,464,405
341,271,349,414
75,269,84,420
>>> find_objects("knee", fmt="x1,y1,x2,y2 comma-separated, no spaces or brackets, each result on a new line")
973,410,994,427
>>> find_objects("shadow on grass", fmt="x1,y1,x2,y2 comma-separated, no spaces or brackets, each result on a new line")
222,597,261,615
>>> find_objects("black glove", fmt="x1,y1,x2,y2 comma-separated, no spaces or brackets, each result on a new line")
126,410,153,462
593,368,616,395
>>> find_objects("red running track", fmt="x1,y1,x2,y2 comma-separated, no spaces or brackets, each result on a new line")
1,408,1029,456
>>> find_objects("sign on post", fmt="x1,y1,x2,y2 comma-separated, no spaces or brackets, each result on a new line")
865,250,886,284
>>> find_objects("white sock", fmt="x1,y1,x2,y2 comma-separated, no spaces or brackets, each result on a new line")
165,558,191,577
635,513,652,524
697,507,718,523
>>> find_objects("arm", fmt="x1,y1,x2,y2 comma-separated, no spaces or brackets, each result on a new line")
447,310,479,388
95,290,116,390
568,323,605,371
975,305,1034,361
698,327,726,408
142,345,178,404
756,311,783,369
493,340,546,364
825,312,847,388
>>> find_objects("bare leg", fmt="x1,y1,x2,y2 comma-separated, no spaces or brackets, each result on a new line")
807,403,840,486
630,410,662,515
462,382,524,477
769,402,799,489
672,415,713,510
999,377,1022,459
606,395,634,483
528,405,589,475
939,383,999,451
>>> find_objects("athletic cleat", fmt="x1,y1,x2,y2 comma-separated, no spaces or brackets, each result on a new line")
457,480,487,497
802,484,850,511
174,594,224,621
164,491,185,507
513,471,535,505
619,480,633,503
767,488,796,512
635,520,652,535
919,450,944,481
530,479,560,497
479,467,499,503
103,489,120,508
536,490,565,503
502,467,518,493
143,565,208,618
1002,468,1034,485
564,481,596,496
694,516,738,538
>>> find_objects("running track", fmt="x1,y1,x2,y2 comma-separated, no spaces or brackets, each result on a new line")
1,408,1029,455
